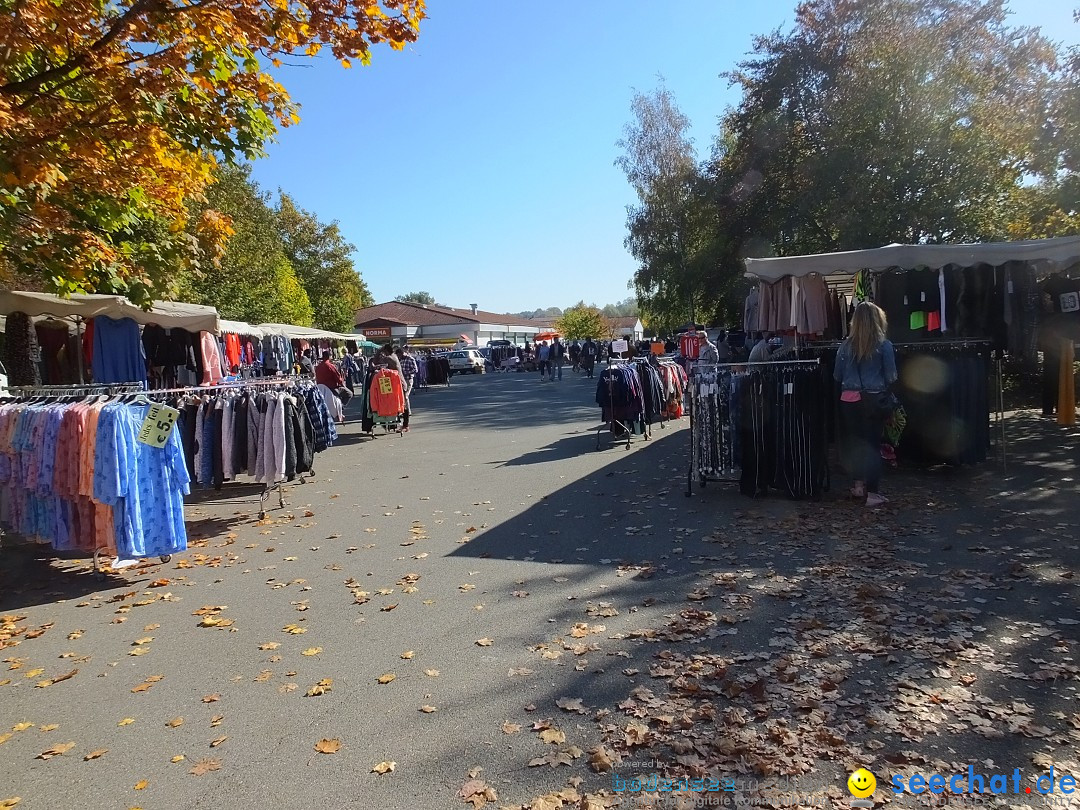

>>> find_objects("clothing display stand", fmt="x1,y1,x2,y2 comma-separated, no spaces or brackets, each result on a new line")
596,358,640,451
0,382,172,580
686,359,823,497
147,376,318,521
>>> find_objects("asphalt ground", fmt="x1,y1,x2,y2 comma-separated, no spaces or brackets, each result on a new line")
0,368,1077,810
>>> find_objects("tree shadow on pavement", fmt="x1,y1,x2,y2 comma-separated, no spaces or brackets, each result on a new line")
435,417,1080,808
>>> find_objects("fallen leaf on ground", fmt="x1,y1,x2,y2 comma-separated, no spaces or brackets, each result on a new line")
83,749,107,761
201,694,220,704
372,761,396,774
314,738,341,754
458,778,498,808
424,669,439,677
400,650,414,659
171,755,185,763
282,625,306,635
118,718,135,727
166,717,184,728
210,715,224,727
508,667,533,677
501,722,522,734
38,725,58,733
475,638,493,647
376,673,396,684
36,742,75,760
133,780,148,790
189,758,221,776
556,697,587,714
380,604,397,612
305,678,333,697
12,723,33,733
539,728,566,745
0,798,19,808
587,746,616,772
419,705,437,713
35,668,78,688
209,736,227,748
301,647,322,657
258,642,280,651
132,637,154,646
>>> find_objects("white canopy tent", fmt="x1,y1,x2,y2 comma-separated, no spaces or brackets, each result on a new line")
0,290,220,333
219,320,264,339
257,323,365,342
744,235,1080,281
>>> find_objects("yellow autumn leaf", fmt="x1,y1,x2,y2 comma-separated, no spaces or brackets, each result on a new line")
171,755,185,763
118,718,135,727
376,673,395,684
133,779,148,790
12,723,33,733
372,760,395,774
301,647,322,656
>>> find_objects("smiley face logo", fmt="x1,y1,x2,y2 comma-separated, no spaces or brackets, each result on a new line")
847,768,876,799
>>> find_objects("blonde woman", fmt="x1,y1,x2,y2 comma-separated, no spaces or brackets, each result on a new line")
833,301,898,507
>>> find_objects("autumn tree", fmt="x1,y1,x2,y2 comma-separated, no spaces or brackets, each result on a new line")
396,291,437,305
178,164,312,326
0,0,424,305
555,303,606,340
276,194,372,332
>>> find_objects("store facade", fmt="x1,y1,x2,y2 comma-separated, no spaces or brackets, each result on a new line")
354,302,540,348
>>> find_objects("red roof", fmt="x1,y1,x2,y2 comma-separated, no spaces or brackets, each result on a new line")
354,301,542,329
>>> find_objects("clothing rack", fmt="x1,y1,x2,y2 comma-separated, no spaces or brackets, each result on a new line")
686,358,825,498
151,375,320,519
597,359,644,450
7,382,145,397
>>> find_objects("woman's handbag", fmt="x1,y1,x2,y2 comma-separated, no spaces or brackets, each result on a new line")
857,363,899,416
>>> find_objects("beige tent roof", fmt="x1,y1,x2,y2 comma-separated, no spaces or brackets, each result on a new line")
743,235,1080,281
0,291,220,333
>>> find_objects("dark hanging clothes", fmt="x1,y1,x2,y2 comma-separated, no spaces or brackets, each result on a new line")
35,321,75,384
142,324,171,367
4,311,41,386
212,402,225,490
181,402,199,480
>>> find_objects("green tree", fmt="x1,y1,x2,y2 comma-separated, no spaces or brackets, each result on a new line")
617,84,734,332
601,297,640,318
717,0,1068,257
179,164,312,326
555,303,607,340
396,291,437,305
276,194,373,332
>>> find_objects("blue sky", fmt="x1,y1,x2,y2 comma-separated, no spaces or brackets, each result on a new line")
250,1,1080,316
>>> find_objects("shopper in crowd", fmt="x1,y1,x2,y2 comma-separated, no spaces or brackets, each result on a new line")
315,350,353,409
698,330,720,364
747,332,775,363
552,337,566,381
395,347,417,432
715,330,732,363
537,341,552,381
581,337,597,378
299,348,315,376
341,350,361,393
833,301,897,508
569,340,581,372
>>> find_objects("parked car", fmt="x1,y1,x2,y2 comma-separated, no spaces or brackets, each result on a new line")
473,346,495,371
446,349,486,375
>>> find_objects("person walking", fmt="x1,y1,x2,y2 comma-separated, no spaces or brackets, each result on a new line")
395,347,417,432
569,340,581,373
315,350,353,410
581,338,597,378
552,337,566,381
697,330,720,364
833,302,898,508
537,341,552,381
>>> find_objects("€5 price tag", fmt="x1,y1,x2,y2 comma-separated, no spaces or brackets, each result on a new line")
378,376,394,395
136,403,180,448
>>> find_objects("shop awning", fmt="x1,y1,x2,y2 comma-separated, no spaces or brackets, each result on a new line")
743,235,1080,281
0,290,220,333
219,320,264,338
257,323,365,342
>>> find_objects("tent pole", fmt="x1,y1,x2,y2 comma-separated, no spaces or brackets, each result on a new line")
75,316,85,384
997,355,1006,471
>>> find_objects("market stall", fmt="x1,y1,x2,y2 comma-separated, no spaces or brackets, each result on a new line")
733,235,1080,480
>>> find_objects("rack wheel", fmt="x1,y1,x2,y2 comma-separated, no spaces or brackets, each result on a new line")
698,475,707,488
259,510,266,520
95,571,106,582
160,555,171,563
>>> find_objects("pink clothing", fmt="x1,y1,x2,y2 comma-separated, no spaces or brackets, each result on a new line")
200,331,224,386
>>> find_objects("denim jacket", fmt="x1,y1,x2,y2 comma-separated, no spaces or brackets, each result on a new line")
833,339,897,393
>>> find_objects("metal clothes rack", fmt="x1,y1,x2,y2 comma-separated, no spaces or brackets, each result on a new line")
596,359,644,450
0,383,171,578
799,338,1006,469
151,376,318,519
686,359,822,497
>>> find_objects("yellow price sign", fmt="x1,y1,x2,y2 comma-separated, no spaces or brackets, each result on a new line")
378,376,394,395
136,403,180,448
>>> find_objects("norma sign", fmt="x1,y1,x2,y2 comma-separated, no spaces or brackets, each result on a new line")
364,327,391,338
